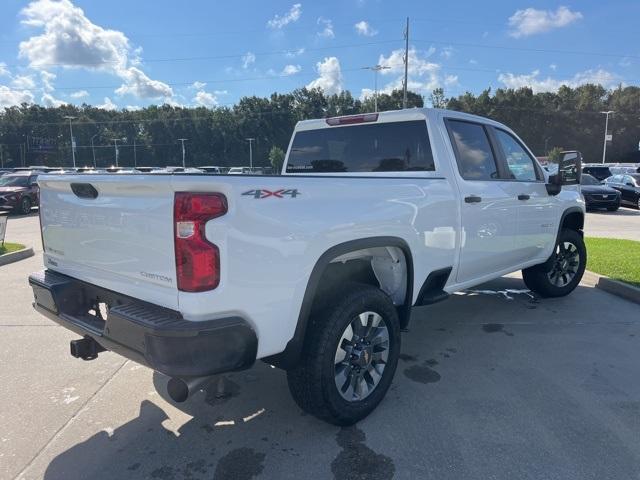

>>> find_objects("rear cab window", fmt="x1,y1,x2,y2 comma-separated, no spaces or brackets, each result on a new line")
286,120,435,173
445,120,499,181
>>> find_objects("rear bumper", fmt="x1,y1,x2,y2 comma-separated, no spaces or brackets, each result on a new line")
29,270,257,377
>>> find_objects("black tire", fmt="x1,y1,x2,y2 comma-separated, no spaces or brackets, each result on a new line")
522,228,586,298
286,283,400,426
18,196,31,215
606,206,619,212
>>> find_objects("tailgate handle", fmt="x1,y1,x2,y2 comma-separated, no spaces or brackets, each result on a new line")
71,183,99,199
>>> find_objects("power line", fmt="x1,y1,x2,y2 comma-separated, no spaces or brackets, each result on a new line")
1,39,403,70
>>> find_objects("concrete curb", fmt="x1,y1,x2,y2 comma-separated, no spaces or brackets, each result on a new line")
582,270,640,305
0,247,34,267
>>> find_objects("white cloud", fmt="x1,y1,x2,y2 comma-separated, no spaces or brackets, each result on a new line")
282,64,301,75
498,68,619,93
124,105,141,111
0,85,34,108
307,56,343,95
41,92,66,107
317,17,335,38
19,0,173,99
285,47,305,58
40,70,56,92
267,4,302,29
70,90,89,98
193,90,218,107
508,6,583,38
0,63,9,76
114,66,173,98
549,63,557,71
440,46,454,59
96,96,118,110
242,52,256,69
354,21,377,37
191,81,206,90
359,47,448,100
11,75,36,90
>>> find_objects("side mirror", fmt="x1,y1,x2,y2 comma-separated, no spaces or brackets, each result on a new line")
626,182,634,187
546,151,582,195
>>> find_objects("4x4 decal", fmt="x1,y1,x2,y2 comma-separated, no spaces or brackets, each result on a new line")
242,189,301,199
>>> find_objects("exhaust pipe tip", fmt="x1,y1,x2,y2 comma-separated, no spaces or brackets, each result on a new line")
166,376,213,403
167,377,190,403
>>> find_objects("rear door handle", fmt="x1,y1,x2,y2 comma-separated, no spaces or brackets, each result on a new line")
464,195,482,203
517,194,530,201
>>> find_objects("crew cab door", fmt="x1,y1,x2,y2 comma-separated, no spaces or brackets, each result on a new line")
491,128,557,263
445,119,520,283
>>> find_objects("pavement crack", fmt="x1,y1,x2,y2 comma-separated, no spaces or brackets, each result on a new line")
13,359,129,480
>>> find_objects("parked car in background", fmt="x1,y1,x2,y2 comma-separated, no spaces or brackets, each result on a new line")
228,166,252,174
580,174,620,211
0,171,40,214
199,166,225,173
0,168,13,176
582,164,612,181
603,174,640,209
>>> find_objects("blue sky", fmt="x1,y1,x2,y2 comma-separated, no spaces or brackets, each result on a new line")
0,0,638,110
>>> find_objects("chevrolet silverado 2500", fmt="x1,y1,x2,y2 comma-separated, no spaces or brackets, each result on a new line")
29,108,585,425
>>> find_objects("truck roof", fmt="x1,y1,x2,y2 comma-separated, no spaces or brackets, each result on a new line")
294,107,506,132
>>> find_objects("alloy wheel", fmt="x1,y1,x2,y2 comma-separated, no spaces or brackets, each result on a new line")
547,241,580,287
334,311,390,402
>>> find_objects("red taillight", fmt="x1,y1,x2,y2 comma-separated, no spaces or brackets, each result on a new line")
325,113,378,126
174,192,227,292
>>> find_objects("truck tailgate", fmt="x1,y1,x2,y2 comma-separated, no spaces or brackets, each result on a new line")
38,174,179,310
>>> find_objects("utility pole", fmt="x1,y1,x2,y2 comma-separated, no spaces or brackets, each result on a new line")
110,138,121,167
402,17,409,109
245,138,255,169
63,116,77,168
177,138,188,167
133,138,137,168
362,65,391,112
600,110,614,164
90,133,98,167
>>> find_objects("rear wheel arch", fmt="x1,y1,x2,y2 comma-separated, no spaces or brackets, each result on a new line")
266,236,414,370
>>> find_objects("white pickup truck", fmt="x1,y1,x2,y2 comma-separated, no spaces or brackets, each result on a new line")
29,108,586,425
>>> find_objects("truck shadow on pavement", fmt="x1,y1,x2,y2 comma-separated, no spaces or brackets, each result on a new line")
41,277,640,480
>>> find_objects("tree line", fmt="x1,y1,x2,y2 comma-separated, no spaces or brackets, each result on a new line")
1,84,638,169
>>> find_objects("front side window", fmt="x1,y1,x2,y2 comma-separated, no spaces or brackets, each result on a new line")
495,129,539,181
286,120,435,173
447,120,498,181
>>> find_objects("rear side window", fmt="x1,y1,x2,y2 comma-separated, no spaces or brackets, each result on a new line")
286,120,435,173
447,120,498,181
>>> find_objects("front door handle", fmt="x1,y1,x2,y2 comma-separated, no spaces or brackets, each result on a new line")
517,194,530,201
464,195,482,203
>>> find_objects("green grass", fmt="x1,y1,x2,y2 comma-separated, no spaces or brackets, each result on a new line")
585,237,640,288
0,242,26,255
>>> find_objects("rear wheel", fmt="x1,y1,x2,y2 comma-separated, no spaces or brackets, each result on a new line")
286,283,400,425
522,228,586,298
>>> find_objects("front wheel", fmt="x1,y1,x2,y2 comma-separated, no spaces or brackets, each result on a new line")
18,197,31,215
286,283,400,426
522,228,586,298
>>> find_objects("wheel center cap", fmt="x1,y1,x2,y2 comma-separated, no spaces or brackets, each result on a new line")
352,346,372,367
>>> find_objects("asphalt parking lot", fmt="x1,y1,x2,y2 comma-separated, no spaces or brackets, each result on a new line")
2,211,640,480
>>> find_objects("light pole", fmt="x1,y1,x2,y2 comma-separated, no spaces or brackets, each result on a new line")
362,64,391,112
90,133,99,167
600,110,614,164
245,138,255,169
64,116,77,168
544,136,552,155
177,138,188,168
110,138,123,167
